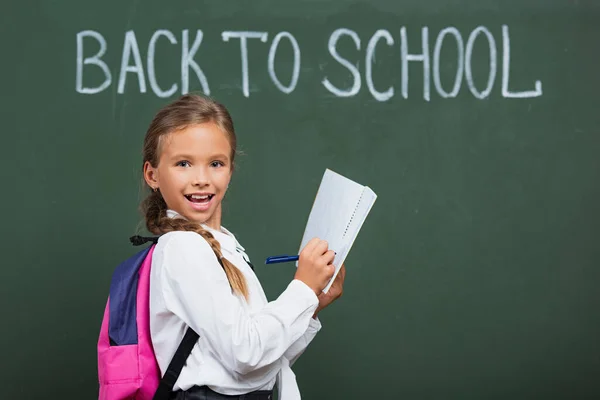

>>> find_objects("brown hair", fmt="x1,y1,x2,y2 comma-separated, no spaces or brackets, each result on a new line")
140,94,248,300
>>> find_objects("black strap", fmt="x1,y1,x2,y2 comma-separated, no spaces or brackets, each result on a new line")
130,235,160,246
152,327,200,400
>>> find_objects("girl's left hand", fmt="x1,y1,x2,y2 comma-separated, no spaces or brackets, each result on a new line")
313,264,346,319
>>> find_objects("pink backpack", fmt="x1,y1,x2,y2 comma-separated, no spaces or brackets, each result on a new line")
97,237,198,400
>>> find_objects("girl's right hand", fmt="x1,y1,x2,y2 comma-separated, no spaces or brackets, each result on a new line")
294,238,335,295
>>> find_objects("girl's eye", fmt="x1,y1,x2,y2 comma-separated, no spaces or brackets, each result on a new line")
211,161,224,168
176,160,191,167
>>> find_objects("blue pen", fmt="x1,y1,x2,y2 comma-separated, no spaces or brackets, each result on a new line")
265,255,299,264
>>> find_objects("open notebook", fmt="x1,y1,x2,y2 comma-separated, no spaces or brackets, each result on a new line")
298,169,377,293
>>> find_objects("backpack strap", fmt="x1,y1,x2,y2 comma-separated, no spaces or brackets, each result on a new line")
152,327,200,400
130,233,238,398
129,235,200,398
130,235,160,246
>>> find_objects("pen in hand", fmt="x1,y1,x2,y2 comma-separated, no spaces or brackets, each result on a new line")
265,255,299,264
265,251,336,265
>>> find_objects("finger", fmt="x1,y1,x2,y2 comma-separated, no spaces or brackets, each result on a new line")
332,265,346,287
311,239,329,258
322,249,336,265
337,264,346,280
325,263,335,278
301,237,321,255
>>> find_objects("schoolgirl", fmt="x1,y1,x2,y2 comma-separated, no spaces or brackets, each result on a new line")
140,94,345,399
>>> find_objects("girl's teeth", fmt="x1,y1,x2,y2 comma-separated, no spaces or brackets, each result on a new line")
187,194,212,203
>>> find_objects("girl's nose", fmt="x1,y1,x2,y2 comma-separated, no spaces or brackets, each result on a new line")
192,167,209,186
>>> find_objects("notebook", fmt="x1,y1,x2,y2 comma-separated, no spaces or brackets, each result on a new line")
297,169,377,293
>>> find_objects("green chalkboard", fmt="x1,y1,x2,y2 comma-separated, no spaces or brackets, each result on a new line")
2,0,600,398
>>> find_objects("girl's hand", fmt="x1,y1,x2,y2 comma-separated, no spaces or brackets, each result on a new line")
294,238,335,295
313,264,346,318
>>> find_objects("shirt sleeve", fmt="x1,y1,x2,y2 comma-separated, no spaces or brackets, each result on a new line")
283,317,322,366
157,232,319,375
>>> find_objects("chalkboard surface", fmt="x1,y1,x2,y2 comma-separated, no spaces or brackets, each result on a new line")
2,0,600,398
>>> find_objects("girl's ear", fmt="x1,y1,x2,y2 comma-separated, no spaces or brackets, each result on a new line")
143,161,159,190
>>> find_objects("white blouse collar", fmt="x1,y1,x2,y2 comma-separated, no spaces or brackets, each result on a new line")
165,209,244,253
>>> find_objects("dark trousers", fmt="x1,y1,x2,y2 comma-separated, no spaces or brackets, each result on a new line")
169,385,274,400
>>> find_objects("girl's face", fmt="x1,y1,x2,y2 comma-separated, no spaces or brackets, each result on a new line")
144,122,233,230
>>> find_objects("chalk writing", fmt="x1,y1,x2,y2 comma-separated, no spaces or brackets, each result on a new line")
75,25,543,100
76,31,111,94
322,28,362,97
268,32,301,94
366,29,394,102
148,30,178,98
433,27,463,98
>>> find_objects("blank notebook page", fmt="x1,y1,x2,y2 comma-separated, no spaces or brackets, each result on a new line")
298,169,377,292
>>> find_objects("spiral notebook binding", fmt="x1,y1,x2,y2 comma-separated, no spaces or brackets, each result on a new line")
343,190,366,239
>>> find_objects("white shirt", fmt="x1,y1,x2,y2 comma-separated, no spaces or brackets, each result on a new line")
149,210,322,399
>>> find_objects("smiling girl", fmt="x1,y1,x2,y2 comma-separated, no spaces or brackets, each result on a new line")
140,94,345,400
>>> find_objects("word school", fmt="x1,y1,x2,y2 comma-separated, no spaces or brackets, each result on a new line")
76,25,542,100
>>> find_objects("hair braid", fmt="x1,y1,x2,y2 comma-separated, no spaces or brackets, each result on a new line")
142,191,249,300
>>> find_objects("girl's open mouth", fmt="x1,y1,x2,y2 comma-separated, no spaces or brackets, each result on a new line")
185,194,214,204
